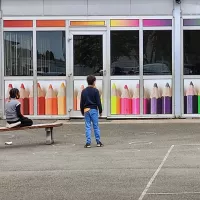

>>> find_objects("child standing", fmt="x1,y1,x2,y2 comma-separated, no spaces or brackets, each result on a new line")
80,75,103,148
5,88,33,128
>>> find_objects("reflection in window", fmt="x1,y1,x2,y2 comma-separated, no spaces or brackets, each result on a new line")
184,30,200,75
111,31,139,76
4,31,33,76
37,31,66,76
143,30,172,75
73,35,103,76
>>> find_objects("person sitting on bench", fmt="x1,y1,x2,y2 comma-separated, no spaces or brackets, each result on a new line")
5,88,33,128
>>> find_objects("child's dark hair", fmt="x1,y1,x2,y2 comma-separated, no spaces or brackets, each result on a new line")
9,88,20,99
87,75,96,85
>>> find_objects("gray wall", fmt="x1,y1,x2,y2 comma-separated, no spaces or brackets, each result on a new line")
1,0,173,16
181,0,200,15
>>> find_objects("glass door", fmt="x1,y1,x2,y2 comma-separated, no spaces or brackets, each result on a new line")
69,31,107,117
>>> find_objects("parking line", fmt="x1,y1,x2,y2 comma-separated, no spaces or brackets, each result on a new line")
147,192,200,195
138,145,174,200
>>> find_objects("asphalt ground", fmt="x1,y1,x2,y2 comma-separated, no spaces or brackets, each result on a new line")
0,120,200,200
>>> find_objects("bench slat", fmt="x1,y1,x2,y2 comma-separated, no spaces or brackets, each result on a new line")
0,122,63,132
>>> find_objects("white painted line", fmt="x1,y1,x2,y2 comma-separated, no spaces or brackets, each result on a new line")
135,132,157,135
147,191,200,195
138,145,174,200
176,144,200,146
129,141,152,145
116,150,140,153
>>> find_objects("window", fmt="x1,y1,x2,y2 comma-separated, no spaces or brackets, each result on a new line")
73,35,103,76
143,30,172,75
184,30,200,75
37,31,66,76
111,31,139,76
4,31,33,76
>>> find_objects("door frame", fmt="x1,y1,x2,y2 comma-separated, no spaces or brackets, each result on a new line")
68,30,108,117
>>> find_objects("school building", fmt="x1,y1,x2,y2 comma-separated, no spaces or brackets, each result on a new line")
0,0,200,119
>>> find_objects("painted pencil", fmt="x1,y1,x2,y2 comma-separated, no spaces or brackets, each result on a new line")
186,81,198,114
74,90,77,111
45,84,54,115
29,86,34,115
6,84,13,102
162,83,172,114
150,83,161,114
132,84,140,115
58,83,66,115
143,88,150,114
37,83,45,115
120,85,131,115
111,83,117,114
77,85,84,111
52,89,58,115
19,83,29,115
198,90,200,114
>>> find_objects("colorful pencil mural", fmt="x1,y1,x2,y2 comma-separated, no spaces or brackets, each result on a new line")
5,81,67,115
184,80,199,114
73,80,103,111
143,80,172,115
111,80,173,115
111,80,140,115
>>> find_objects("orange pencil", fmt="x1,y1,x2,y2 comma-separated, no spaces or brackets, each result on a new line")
37,83,45,115
45,84,54,115
74,90,77,111
52,90,58,115
19,83,29,115
58,83,66,115
77,85,84,110
29,86,34,115
6,84,13,102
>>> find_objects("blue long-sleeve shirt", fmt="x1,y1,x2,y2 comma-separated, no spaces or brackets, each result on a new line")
80,87,102,115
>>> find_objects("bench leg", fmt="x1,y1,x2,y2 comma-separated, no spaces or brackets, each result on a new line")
45,127,54,145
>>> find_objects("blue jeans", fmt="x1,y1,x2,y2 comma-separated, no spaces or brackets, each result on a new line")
84,109,100,144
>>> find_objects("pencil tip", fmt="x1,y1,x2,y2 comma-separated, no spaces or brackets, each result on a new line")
153,83,158,88
166,83,170,87
190,81,194,86
20,83,25,89
8,84,13,88
124,85,128,89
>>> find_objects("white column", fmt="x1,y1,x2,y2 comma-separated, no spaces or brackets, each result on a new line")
173,1,182,117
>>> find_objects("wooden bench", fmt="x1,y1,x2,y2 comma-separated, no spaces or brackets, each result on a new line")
0,122,63,145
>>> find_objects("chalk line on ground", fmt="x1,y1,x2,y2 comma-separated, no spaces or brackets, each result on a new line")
138,145,174,200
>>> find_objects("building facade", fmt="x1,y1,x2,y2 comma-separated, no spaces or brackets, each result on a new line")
0,0,200,119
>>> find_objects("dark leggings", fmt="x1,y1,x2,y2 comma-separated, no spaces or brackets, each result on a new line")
8,117,33,127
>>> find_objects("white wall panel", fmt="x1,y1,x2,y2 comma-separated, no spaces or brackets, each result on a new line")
131,0,173,15
181,0,200,15
88,0,131,15
2,0,43,16
44,0,87,16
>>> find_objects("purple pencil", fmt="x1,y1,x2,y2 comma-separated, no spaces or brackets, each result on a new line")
162,83,172,114
150,83,161,114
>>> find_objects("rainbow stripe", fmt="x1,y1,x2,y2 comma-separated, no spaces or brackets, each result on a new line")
143,19,172,27
70,21,105,27
4,20,33,27
110,19,139,27
183,19,200,26
36,20,65,27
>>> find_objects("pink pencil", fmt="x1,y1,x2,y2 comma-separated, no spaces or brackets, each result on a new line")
132,84,140,115
120,85,131,115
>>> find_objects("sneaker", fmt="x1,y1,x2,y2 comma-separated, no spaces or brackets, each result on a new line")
6,121,21,128
97,141,104,147
84,143,91,148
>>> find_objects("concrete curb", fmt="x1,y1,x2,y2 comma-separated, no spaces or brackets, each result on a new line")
57,119,200,125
